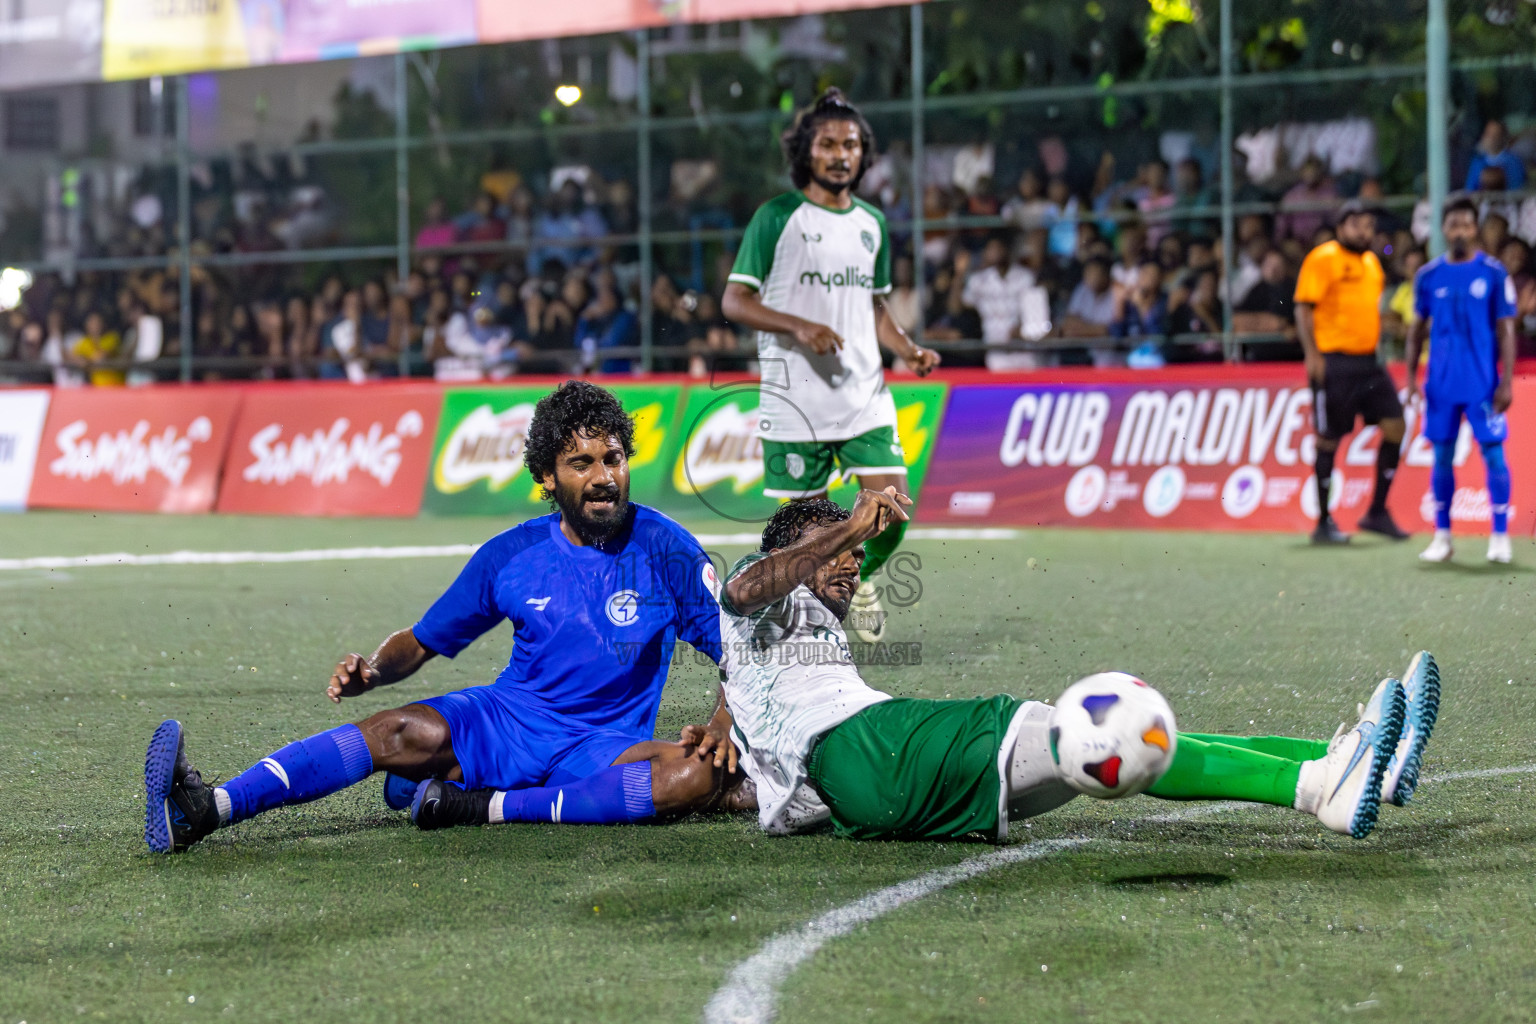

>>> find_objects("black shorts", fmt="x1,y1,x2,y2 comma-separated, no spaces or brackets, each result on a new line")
1312,353,1404,441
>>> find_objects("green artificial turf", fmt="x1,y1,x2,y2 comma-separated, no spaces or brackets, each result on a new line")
2,512,1534,1023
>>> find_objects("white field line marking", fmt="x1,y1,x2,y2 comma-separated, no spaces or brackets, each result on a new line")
0,528,1020,573
702,837,1088,1024
703,765,1536,1024
1421,763,1536,783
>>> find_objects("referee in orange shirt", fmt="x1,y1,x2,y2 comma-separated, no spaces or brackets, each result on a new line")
1294,200,1409,544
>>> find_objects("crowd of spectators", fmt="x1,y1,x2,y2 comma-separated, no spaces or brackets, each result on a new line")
6,117,1536,384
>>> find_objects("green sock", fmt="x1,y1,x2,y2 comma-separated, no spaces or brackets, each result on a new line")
1146,733,1301,807
1181,733,1329,763
859,515,908,581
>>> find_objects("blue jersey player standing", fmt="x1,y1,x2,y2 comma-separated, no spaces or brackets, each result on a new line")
144,382,746,854
1405,195,1520,565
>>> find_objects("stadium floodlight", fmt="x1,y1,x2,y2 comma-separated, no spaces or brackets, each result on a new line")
0,268,32,311
555,85,582,106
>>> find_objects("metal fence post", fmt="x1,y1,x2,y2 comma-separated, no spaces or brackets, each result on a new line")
396,51,412,376
1427,0,1449,257
176,75,192,382
1219,0,1235,362
909,2,924,341
637,29,654,374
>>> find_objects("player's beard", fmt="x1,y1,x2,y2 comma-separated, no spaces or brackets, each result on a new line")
810,164,855,197
1338,233,1371,254
553,476,631,546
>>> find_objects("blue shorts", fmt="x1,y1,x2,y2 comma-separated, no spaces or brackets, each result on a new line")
413,686,646,791
1423,395,1509,445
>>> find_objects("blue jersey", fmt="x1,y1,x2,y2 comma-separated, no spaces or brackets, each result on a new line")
1414,252,1516,403
412,505,723,738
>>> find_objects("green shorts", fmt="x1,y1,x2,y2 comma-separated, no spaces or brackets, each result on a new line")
761,425,907,499
805,695,1023,841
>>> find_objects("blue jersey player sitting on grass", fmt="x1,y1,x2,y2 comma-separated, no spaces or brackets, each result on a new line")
144,381,747,854
1405,195,1520,565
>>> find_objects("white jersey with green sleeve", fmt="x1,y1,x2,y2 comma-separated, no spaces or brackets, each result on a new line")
728,191,897,443
714,552,892,834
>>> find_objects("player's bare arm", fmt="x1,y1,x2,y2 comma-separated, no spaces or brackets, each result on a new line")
873,295,939,376
678,686,739,773
1404,315,1429,405
1496,315,1518,412
1294,302,1323,385
326,628,436,704
724,486,910,616
722,281,844,354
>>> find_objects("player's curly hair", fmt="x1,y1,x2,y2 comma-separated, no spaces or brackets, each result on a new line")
760,498,850,552
781,88,876,191
525,381,636,501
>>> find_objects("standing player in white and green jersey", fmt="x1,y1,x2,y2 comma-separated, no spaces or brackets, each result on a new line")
722,88,940,645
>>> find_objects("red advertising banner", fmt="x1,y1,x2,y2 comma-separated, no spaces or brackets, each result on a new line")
217,385,441,516
28,388,239,513
923,366,1536,537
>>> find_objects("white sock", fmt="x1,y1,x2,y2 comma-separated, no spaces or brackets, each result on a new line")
1004,701,1078,819
214,787,232,824
1293,759,1324,814
488,790,506,825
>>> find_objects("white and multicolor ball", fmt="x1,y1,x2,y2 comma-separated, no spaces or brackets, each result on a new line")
1048,672,1178,799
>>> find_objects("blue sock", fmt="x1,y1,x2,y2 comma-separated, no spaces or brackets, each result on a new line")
1432,441,1457,531
217,724,374,824
1483,442,1511,534
489,762,656,824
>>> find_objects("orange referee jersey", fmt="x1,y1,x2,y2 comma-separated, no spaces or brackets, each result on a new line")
1293,240,1385,355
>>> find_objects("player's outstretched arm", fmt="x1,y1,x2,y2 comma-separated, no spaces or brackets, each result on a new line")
721,282,844,354
723,487,911,616
326,627,436,704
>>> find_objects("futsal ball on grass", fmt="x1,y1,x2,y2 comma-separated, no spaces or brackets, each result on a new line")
1049,672,1177,798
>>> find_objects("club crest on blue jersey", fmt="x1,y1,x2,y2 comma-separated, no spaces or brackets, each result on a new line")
605,590,643,627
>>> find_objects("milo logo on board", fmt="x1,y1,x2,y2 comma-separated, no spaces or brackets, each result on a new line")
675,400,763,494
432,403,536,494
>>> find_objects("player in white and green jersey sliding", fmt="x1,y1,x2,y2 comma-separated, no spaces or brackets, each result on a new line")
710,491,1442,842
723,88,941,646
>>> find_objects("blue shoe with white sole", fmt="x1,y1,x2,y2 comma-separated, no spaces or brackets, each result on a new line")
1304,678,1406,839
1385,651,1440,806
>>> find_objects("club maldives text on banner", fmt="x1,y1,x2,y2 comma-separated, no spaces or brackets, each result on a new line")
422,383,681,515
660,380,948,524
28,387,237,513
922,366,1536,536
0,391,52,511
217,384,439,516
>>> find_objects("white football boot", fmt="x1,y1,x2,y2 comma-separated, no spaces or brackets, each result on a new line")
1294,678,1406,839
846,579,888,644
1487,533,1513,564
1383,652,1441,806
1419,530,1454,563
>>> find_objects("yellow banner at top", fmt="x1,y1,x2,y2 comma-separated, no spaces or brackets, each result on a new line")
102,0,252,80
